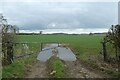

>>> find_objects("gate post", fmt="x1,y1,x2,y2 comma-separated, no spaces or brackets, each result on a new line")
41,43,42,51
102,41,107,61
7,41,13,64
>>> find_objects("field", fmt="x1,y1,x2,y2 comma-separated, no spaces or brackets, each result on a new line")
2,34,119,78
15,34,103,60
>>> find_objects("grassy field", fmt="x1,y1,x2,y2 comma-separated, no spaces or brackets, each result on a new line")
16,34,104,61
2,34,118,78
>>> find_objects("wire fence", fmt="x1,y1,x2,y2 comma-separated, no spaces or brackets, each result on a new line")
14,43,41,59
101,41,119,63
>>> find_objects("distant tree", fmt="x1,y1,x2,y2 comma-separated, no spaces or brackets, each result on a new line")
40,31,42,34
89,32,93,35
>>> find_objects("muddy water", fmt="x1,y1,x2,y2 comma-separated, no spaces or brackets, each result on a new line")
57,47,76,61
37,44,76,62
37,49,53,62
42,44,58,51
37,44,58,61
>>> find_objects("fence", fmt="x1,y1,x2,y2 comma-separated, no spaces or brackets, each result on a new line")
101,41,119,63
13,42,41,59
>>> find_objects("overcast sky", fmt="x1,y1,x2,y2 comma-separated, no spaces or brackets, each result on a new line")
0,0,119,34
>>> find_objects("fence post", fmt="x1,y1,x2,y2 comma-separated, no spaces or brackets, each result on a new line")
7,41,13,64
41,43,42,51
102,41,107,61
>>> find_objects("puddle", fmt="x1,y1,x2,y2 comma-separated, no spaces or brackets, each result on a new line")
57,47,76,61
42,44,58,51
37,43,76,62
37,49,53,62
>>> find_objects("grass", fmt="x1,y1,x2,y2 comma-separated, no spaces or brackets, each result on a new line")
2,34,118,78
16,34,103,61
2,61,24,78
47,57,66,78
15,34,103,77
2,53,37,78
14,43,41,56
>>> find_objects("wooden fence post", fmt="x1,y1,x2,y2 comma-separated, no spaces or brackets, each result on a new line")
41,43,42,51
102,41,107,61
7,41,13,64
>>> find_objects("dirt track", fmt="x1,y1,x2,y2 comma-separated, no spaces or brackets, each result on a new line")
65,60,102,78
24,59,109,78
25,60,48,78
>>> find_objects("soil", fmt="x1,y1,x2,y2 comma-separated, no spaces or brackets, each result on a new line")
64,60,106,78
24,58,111,78
24,60,48,78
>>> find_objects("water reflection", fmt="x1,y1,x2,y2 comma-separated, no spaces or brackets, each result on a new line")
37,44,76,62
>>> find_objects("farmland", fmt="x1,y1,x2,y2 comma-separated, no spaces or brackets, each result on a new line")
2,34,119,78
16,34,103,60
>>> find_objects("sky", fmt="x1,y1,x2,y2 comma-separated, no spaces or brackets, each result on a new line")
0,0,119,34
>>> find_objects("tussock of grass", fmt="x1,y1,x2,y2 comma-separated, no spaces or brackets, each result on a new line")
47,57,66,78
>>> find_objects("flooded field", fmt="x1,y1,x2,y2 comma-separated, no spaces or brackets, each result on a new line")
37,43,76,62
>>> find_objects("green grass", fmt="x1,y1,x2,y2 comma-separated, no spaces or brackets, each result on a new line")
47,57,66,78
3,34,118,78
2,61,24,78
53,59,65,78
2,53,37,78
14,43,41,56
16,34,103,61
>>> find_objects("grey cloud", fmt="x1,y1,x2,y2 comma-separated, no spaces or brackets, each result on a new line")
1,2,118,30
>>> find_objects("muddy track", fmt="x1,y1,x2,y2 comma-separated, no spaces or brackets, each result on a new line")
24,59,106,78
24,60,48,78
64,60,103,78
